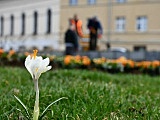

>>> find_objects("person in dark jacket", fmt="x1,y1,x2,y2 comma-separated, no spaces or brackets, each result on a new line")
87,16,103,50
65,24,79,55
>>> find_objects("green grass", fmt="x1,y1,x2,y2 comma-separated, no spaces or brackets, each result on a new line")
0,67,160,120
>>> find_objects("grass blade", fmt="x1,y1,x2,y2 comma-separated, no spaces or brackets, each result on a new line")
14,95,31,119
39,97,68,120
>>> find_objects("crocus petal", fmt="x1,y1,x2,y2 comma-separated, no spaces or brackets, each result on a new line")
43,58,50,66
42,66,52,73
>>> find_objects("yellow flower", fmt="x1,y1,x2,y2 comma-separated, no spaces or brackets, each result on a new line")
25,50,52,80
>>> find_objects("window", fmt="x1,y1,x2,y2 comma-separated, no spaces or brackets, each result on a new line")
134,46,146,51
46,9,52,34
10,15,14,36
117,0,126,3
88,0,96,5
136,16,147,32
69,0,78,5
0,16,4,36
21,13,25,35
33,11,38,35
116,17,126,32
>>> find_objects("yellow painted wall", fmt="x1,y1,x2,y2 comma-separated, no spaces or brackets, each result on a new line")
60,0,160,51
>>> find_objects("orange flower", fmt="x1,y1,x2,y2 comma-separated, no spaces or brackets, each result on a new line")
64,55,73,65
7,49,16,58
75,55,81,60
101,57,107,62
0,48,4,55
127,60,135,68
93,57,107,64
9,49,15,56
152,60,160,68
144,61,152,68
82,56,91,66
137,61,151,68
74,55,81,64
116,56,127,66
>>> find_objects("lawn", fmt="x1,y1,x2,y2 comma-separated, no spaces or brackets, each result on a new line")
0,67,160,120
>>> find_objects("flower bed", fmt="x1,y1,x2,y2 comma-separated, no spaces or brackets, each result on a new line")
0,50,159,76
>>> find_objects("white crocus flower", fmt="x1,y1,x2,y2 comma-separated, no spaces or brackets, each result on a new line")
25,50,52,80
24,50,52,120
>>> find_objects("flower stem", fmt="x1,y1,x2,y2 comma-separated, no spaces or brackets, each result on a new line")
33,79,39,120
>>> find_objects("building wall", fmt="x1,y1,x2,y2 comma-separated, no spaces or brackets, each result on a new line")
60,0,160,51
110,0,160,51
0,0,160,52
0,0,60,51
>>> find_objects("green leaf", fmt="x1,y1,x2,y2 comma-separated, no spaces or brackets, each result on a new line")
39,97,68,120
14,95,31,120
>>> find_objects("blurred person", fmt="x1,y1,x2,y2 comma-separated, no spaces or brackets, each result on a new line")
69,14,85,51
87,16,103,50
72,14,83,38
64,23,79,55
70,14,91,51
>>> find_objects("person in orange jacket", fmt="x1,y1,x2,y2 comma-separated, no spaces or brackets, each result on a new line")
70,14,90,38
69,14,90,51
70,14,83,38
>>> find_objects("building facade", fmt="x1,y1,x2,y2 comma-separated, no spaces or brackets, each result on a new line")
0,0,60,51
0,0,160,51
60,0,160,51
